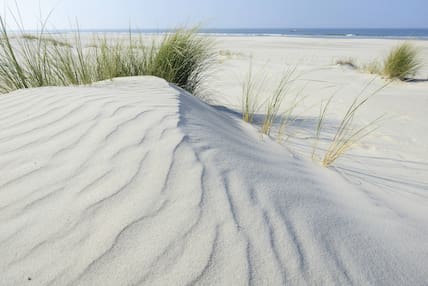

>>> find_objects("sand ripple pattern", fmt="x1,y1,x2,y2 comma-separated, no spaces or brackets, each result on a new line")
0,77,427,285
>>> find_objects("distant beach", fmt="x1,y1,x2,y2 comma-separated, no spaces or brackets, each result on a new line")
17,28,428,40
201,28,428,39
31,28,428,40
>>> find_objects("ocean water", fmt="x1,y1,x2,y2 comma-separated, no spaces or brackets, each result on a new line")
198,28,428,39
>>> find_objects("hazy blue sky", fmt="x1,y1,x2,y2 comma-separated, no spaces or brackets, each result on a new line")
0,0,427,29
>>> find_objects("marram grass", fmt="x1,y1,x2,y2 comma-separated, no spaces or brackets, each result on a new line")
261,67,296,136
0,20,214,96
383,43,421,80
147,28,215,94
241,61,267,123
312,80,387,167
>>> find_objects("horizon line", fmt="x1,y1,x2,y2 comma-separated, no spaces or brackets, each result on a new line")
7,27,428,32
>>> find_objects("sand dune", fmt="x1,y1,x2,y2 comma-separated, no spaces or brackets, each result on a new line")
0,76,427,285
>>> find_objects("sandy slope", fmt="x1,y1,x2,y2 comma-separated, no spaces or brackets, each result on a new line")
210,36,428,231
0,76,427,285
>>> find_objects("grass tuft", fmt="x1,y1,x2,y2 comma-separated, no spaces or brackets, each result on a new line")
0,20,214,96
313,80,387,167
241,64,301,138
241,61,266,123
261,67,296,136
275,89,306,143
363,60,382,75
383,43,421,80
22,34,71,47
311,95,333,161
146,28,214,95
336,58,357,69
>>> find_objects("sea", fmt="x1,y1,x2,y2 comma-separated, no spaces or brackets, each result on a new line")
39,28,428,40
49,28,428,40
197,28,428,39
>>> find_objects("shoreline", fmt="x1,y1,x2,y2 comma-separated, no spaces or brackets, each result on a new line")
8,29,428,41
200,34,428,41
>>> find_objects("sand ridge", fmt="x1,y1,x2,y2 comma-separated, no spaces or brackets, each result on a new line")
1,76,427,285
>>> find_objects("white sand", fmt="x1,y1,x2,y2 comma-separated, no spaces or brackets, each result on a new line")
0,37,428,285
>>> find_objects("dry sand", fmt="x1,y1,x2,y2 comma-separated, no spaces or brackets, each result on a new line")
0,36,427,285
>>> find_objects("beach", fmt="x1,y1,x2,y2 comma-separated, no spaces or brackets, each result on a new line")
0,35,427,285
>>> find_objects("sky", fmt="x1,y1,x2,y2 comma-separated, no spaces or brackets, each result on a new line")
0,0,427,30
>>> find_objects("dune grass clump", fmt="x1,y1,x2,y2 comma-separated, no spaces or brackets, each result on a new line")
93,37,128,80
146,29,214,95
218,49,245,61
383,43,421,80
261,68,296,136
312,81,386,167
22,34,71,47
91,34,152,81
363,60,382,75
336,58,357,69
241,64,300,136
0,18,214,95
0,18,59,92
311,96,333,160
275,90,306,143
241,61,266,123
50,31,95,86
321,98,383,167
